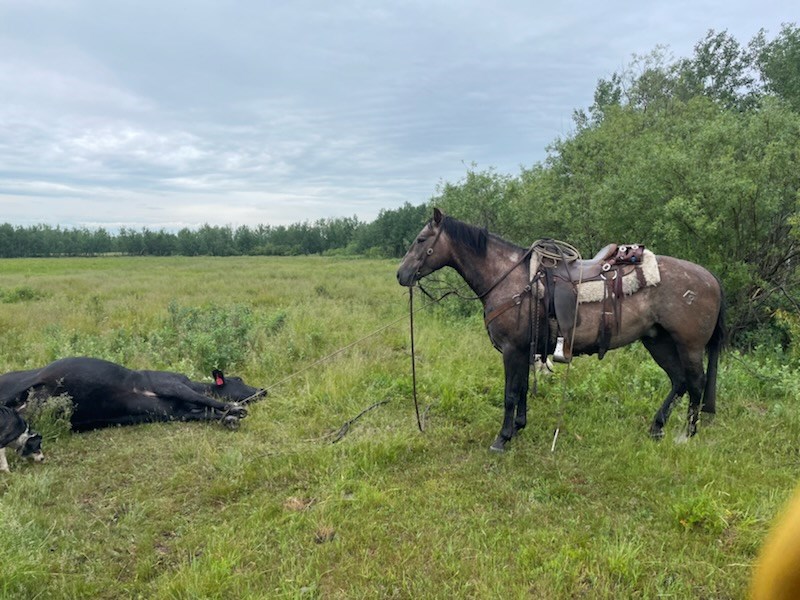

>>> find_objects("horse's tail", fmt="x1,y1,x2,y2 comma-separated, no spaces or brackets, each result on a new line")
702,281,727,414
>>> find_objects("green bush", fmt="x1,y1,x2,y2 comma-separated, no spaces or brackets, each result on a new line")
23,393,73,442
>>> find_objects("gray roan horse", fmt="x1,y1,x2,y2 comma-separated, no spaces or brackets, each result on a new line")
397,208,725,452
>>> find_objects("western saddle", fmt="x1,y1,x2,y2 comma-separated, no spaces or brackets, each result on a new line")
534,240,645,363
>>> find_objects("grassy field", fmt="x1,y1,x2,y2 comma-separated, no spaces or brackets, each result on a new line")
0,255,797,599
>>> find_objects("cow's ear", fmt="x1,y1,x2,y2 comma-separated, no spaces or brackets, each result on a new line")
212,370,225,386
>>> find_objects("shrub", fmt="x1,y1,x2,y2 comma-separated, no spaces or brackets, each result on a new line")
23,393,73,442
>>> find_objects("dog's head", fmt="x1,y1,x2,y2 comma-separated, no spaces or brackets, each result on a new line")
17,429,44,463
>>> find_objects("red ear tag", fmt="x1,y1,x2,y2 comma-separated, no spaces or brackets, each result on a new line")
215,376,224,386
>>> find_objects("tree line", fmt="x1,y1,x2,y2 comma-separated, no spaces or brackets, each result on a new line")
0,213,414,259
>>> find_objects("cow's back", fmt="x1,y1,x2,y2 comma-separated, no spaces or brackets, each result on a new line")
37,357,139,415
38,357,133,384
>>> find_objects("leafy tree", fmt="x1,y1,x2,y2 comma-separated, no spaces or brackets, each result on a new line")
673,30,759,110
754,23,800,111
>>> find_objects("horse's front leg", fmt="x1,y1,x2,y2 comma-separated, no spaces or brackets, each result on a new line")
490,350,530,453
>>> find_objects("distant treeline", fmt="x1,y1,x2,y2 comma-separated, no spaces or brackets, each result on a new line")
0,203,430,258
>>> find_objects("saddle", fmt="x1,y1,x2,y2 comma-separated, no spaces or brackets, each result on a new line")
532,240,653,363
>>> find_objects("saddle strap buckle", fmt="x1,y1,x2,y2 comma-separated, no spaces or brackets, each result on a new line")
600,270,618,281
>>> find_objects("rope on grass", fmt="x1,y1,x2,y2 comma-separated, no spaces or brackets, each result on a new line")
263,287,452,439
330,400,392,443
262,293,442,395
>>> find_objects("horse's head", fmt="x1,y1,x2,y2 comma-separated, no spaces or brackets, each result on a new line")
397,208,450,286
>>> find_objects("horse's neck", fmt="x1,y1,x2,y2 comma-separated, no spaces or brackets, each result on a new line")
450,237,526,300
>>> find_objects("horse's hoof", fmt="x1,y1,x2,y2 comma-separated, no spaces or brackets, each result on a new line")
649,428,664,441
489,437,507,453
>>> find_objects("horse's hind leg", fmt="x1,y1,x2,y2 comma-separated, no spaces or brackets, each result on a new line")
650,385,686,439
642,332,686,438
679,348,707,438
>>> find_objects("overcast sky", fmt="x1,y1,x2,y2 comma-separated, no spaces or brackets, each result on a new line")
0,1,794,230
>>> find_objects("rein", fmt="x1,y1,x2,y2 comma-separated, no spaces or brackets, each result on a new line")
409,287,424,432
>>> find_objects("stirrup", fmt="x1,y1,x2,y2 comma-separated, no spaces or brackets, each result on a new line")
553,337,572,364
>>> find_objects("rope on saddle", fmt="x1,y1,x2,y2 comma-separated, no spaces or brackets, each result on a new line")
530,239,581,269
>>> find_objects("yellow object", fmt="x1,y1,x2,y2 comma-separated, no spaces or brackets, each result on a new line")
751,486,800,599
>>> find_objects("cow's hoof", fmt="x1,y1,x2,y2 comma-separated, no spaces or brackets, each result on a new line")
226,405,247,419
222,416,240,430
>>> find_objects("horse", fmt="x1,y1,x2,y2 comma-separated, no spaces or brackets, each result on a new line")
397,208,725,452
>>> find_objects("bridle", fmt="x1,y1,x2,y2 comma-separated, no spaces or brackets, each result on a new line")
410,219,445,282
411,219,534,305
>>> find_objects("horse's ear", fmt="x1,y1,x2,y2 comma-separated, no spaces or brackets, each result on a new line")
433,208,444,225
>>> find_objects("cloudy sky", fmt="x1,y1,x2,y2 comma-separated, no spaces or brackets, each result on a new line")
0,1,793,230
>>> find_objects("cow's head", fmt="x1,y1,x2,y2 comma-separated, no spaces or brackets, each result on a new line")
17,429,44,463
211,370,266,403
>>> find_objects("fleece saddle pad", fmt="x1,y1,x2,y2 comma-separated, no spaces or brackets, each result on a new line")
530,248,661,303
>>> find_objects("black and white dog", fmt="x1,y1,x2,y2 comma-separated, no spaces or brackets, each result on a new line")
0,405,44,473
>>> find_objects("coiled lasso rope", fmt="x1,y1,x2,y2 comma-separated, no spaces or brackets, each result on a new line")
530,238,581,267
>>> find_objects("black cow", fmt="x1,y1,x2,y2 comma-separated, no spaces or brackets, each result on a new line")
0,357,265,431
0,405,44,472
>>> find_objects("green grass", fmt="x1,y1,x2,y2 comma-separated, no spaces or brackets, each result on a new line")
0,255,796,598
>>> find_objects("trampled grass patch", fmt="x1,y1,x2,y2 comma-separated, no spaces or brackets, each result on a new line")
0,255,796,598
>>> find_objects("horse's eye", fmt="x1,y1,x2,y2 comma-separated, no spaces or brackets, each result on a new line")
416,237,426,244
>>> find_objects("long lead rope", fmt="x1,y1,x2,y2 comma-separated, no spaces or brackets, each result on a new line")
409,287,424,432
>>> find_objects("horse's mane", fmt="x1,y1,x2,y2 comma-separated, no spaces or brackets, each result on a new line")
442,216,488,256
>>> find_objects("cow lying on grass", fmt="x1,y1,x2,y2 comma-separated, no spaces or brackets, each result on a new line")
0,357,265,431
0,405,44,472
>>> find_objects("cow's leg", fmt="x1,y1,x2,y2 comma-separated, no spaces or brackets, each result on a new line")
151,382,247,418
71,397,245,430
490,349,530,453
0,448,9,473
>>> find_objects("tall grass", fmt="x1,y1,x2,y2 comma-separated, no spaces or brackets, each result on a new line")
0,255,795,598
